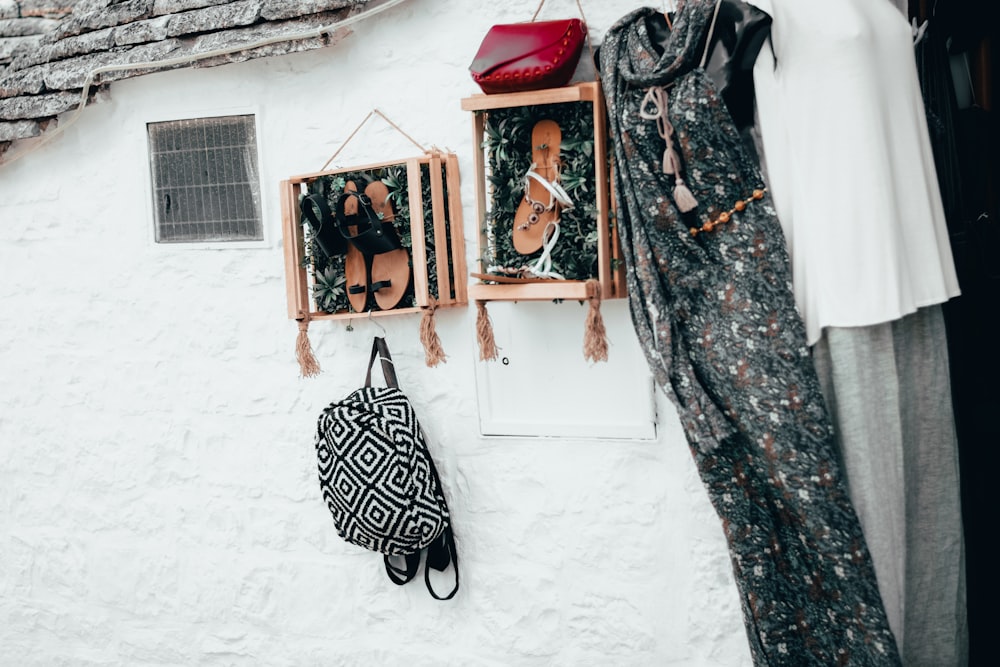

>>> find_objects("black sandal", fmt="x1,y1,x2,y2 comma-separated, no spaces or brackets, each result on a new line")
300,193,348,259
363,180,412,310
338,179,374,313
336,189,412,311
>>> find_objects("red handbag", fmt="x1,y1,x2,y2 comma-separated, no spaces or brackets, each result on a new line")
469,17,587,95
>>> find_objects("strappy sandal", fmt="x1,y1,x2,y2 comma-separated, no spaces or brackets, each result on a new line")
512,119,574,255
473,220,566,283
363,180,412,310
339,179,372,313
300,193,348,259
336,188,412,312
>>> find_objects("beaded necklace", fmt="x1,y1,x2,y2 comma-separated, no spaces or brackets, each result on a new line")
689,187,767,236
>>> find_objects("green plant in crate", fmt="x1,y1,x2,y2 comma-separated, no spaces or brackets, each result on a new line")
481,102,599,281
312,265,347,312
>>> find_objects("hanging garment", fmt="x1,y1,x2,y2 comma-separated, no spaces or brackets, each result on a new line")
643,2,773,164
746,0,960,346
745,3,970,663
599,3,900,665
915,18,966,229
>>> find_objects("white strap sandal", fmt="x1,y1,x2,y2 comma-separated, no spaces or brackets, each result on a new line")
524,222,565,280
486,221,564,281
518,164,575,232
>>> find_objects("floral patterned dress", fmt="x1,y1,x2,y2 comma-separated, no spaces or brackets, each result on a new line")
600,3,901,665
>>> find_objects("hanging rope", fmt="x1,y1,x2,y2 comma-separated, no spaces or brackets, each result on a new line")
295,312,322,377
419,296,447,367
320,108,430,172
582,279,608,362
476,301,499,361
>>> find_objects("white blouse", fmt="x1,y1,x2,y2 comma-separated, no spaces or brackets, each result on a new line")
745,0,959,345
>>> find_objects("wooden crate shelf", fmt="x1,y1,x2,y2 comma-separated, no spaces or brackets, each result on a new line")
280,152,467,322
468,279,599,303
461,81,624,303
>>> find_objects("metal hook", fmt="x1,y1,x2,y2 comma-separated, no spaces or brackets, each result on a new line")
368,309,387,337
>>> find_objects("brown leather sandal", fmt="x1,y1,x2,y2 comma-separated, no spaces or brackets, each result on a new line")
335,184,412,313
363,181,412,311
340,179,371,312
512,119,573,255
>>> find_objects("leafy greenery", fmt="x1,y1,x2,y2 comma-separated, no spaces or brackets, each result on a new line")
380,162,457,306
480,101,600,281
312,265,346,312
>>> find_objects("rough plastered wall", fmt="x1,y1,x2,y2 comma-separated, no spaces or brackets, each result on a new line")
0,1,752,665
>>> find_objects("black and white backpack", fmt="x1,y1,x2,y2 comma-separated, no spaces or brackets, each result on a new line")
314,337,459,600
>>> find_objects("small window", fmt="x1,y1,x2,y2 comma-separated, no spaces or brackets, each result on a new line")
147,114,263,243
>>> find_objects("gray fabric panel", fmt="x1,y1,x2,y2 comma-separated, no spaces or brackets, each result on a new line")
812,305,968,666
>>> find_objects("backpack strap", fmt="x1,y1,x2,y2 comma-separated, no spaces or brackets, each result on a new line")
424,526,460,600
422,449,460,600
365,336,399,389
384,552,421,585
382,529,458,600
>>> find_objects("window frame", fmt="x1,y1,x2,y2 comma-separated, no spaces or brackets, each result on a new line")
141,106,270,250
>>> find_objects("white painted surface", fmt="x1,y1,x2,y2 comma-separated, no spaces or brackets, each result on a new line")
0,1,751,665
475,300,657,439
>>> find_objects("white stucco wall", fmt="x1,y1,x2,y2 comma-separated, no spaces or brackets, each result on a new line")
0,1,752,665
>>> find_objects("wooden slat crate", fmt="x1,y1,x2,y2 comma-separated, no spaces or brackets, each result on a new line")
280,152,468,322
460,81,624,303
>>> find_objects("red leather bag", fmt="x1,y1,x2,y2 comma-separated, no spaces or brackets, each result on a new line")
469,18,587,94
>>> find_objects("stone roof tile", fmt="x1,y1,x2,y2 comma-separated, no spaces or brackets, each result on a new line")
0,0,389,162
18,1,77,19
113,14,169,45
43,37,182,88
0,35,43,63
47,24,114,59
53,0,152,39
5,39,52,68
0,118,41,141
0,88,76,119
261,0,357,22
0,2,18,20
152,0,230,16
0,64,45,97
164,0,260,38
187,9,351,67
0,17,61,36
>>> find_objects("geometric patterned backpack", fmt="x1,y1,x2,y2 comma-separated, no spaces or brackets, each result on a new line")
314,337,459,600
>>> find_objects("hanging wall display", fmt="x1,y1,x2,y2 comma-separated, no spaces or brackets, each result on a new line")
279,112,468,374
281,153,467,317
460,82,622,361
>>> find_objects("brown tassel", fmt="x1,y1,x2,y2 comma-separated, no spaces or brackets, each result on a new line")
420,296,447,367
673,179,699,213
476,301,499,361
295,315,321,377
662,148,676,175
583,279,609,363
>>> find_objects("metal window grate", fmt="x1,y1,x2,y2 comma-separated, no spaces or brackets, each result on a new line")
147,114,263,243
